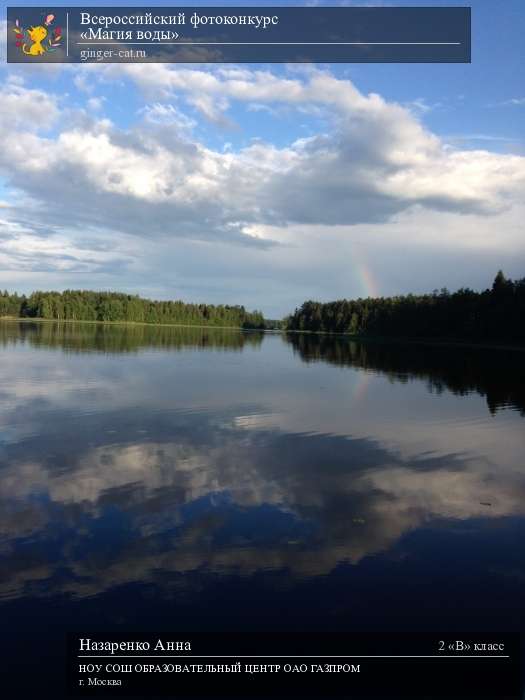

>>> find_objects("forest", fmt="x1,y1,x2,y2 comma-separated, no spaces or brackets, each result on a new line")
0,289,266,329
1,271,523,340
285,271,525,343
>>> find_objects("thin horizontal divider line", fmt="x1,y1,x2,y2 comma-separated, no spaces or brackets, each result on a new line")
75,41,462,46
77,655,510,659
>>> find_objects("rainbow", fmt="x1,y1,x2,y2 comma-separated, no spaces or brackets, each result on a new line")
351,370,371,405
354,256,381,299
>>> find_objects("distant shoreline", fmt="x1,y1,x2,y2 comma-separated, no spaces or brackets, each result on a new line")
0,316,262,333
284,329,525,353
1,316,523,351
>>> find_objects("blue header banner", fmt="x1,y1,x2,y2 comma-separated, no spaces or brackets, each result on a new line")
7,6,471,64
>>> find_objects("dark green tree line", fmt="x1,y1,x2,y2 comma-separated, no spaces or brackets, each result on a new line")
0,289,265,330
285,272,525,343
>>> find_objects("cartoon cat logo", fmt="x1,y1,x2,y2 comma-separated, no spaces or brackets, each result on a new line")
13,14,62,56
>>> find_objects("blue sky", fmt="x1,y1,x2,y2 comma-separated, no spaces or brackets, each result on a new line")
0,0,524,316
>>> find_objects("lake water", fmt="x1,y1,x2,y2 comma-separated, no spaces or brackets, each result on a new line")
1,321,524,696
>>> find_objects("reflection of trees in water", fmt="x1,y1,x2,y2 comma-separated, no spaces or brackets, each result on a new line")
285,333,525,415
0,321,264,354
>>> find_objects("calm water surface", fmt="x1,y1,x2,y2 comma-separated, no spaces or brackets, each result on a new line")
0,321,524,695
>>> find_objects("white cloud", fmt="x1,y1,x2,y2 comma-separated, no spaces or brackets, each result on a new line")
86,96,105,112
140,102,196,130
499,97,525,106
3,69,524,225
0,81,59,130
0,66,524,312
